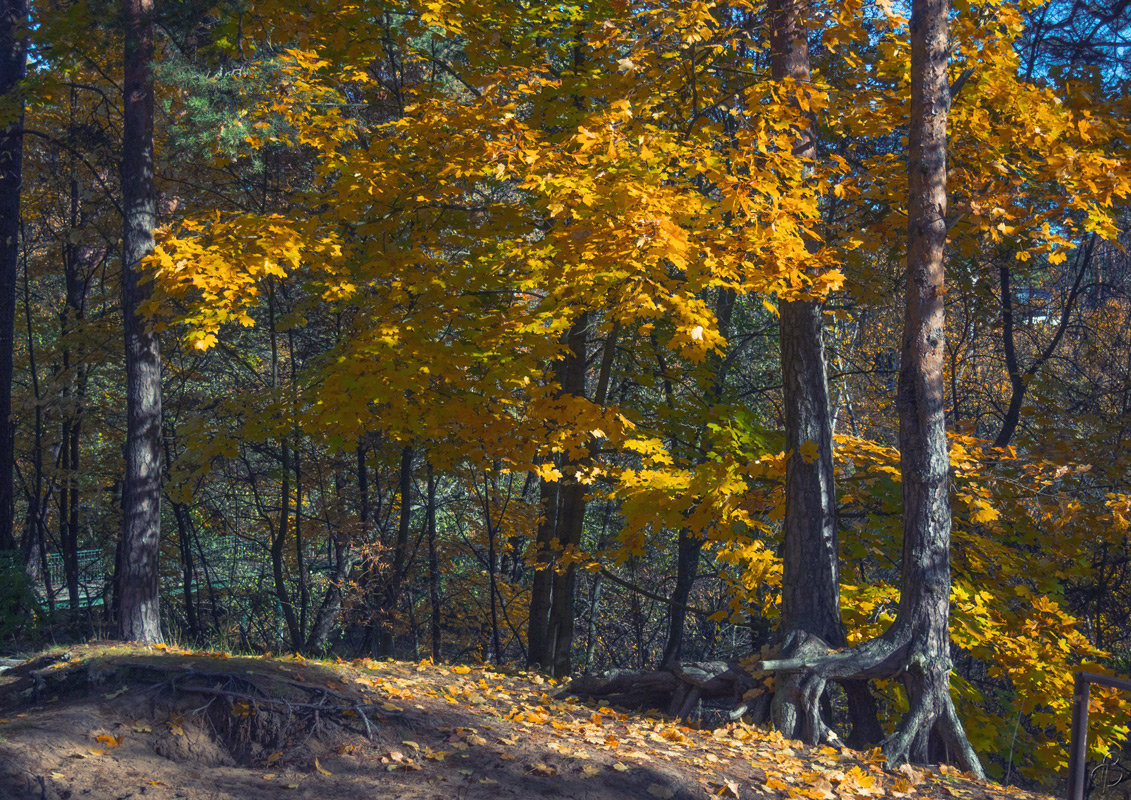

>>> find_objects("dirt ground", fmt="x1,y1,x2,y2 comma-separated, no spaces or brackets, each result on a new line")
0,644,1054,800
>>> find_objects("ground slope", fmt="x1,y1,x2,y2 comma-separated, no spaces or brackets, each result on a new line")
0,644,1050,800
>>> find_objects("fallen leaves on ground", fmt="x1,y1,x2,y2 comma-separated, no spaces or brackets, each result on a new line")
0,644,1059,800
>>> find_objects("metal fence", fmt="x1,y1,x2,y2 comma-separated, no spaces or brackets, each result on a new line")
1067,671,1131,800
42,549,108,608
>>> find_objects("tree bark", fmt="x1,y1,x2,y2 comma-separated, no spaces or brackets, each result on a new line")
770,0,839,650
0,0,27,553
271,436,303,650
483,472,503,663
548,314,588,678
59,172,93,613
527,467,557,668
304,446,364,653
19,262,47,597
117,0,163,643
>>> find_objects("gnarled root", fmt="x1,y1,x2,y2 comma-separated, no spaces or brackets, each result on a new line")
770,631,838,746
882,654,981,776
563,661,757,722
758,629,985,780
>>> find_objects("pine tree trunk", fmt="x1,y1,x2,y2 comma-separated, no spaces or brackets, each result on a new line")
0,0,27,553
886,0,980,770
117,0,163,643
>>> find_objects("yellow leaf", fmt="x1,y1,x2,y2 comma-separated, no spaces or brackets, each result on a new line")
315,757,331,776
891,778,914,796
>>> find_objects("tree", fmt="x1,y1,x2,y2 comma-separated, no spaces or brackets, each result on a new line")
761,0,984,774
117,0,163,643
0,0,26,553
767,0,882,749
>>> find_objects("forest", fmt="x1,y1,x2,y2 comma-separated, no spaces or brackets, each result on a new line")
0,0,1129,791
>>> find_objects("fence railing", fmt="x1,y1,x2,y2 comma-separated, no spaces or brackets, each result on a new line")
1067,671,1131,800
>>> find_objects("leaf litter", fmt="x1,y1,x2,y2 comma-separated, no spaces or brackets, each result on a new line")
0,643,1056,800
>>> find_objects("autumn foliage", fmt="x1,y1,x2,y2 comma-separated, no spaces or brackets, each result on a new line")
1,0,1130,790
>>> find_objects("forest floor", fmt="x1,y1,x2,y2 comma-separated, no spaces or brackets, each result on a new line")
0,643,1052,800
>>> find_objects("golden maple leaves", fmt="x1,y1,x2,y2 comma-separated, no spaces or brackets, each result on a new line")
138,0,1131,783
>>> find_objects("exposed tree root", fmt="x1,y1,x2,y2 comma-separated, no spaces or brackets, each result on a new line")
563,655,875,752
564,661,760,721
758,627,985,779
769,631,838,747
21,657,389,763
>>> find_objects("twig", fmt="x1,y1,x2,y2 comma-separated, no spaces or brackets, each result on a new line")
188,695,218,715
355,704,375,740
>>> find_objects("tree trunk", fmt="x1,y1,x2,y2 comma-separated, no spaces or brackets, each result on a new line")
305,528,352,652
483,473,503,663
426,464,441,661
886,0,980,767
0,0,27,553
376,444,413,657
20,262,47,599
656,291,731,673
549,477,584,677
528,313,589,676
304,445,365,653
59,182,91,613
117,0,163,643
162,429,197,638
293,431,308,642
547,314,588,678
994,236,1093,446
765,0,881,748
527,468,557,668
760,0,983,775
272,436,302,650
659,528,702,669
